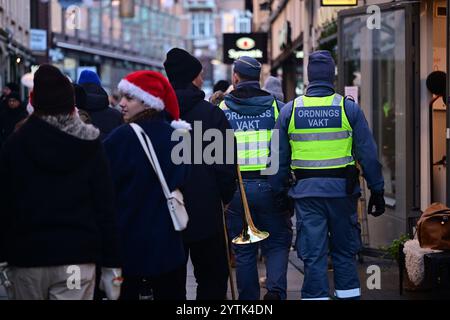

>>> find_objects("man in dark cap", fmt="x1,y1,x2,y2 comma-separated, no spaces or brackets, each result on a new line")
219,56,292,300
269,50,385,300
164,48,237,300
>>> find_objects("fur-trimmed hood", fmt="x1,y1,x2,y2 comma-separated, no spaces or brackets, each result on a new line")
39,112,100,140
18,114,102,173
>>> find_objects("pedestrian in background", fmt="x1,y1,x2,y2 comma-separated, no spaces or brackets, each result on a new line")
164,48,237,300
0,64,121,300
269,50,385,300
263,76,285,107
104,70,191,300
78,70,123,140
0,83,19,113
0,92,28,147
109,91,122,113
210,80,231,106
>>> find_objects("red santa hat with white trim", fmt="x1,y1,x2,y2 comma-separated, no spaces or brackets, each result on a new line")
118,70,191,130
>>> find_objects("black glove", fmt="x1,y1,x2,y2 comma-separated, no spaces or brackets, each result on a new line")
368,191,385,217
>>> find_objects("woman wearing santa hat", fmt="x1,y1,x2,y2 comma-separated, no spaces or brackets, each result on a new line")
103,71,191,300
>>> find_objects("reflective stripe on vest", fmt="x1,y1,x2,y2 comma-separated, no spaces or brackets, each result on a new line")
287,94,354,170
220,100,279,172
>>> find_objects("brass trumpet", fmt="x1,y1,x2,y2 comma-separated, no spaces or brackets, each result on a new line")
232,165,269,245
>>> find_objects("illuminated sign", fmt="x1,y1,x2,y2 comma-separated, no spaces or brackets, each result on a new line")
236,37,256,50
321,0,358,6
223,33,268,64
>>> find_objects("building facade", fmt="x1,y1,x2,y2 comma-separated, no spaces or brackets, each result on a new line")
49,0,182,93
252,0,345,102
0,0,33,90
177,0,252,95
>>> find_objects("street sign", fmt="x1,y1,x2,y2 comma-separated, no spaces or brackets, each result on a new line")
30,29,47,52
321,0,358,6
223,33,268,64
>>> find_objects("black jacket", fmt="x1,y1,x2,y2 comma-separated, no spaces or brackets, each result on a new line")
0,115,120,268
174,84,237,243
80,83,123,140
0,104,28,147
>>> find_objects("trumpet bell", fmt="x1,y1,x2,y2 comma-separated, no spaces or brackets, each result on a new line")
232,227,269,245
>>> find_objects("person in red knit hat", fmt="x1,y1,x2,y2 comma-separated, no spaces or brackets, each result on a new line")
103,71,191,300
117,70,191,130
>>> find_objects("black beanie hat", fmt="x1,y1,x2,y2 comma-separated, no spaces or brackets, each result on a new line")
164,48,203,87
7,92,21,102
32,64,75,115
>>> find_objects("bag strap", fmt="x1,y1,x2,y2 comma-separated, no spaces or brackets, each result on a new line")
130,123,171,200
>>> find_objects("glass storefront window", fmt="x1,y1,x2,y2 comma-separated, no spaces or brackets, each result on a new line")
112,3,122,47
89,4,101,42
342,9,406,202
101,0,111,45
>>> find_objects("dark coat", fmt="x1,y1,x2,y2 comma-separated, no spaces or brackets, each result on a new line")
103,115,190,277
80,83,123,140
0,115,120,268
173,84,237,243
0,104,28,147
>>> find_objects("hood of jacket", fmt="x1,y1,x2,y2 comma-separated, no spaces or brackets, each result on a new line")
80,83,109,112
20,114,101,173
306,80,335,97
224,81,275,116
174,83,206,117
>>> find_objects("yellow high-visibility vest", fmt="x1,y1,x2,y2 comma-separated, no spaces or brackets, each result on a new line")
288,94,354,170
219,100,279,172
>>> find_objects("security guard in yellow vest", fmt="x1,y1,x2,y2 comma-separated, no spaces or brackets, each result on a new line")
269,51,385,300
222,56,293,300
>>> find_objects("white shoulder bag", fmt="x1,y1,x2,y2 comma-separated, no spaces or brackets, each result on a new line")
130,123,189,231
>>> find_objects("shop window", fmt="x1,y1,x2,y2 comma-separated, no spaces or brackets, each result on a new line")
89,5,101,42
191,12,213,39
341,9,407,203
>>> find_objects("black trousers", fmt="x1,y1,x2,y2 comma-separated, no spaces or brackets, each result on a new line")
120,265,186,301
183,233,230,300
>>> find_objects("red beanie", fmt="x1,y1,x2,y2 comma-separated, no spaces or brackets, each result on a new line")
118,71,191,130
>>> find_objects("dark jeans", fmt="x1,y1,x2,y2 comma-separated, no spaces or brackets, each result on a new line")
183,233,229,300
120,265,186,300
227,180,293,300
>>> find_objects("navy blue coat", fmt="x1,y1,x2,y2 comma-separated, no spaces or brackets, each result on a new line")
104,116,190,277
174,84,237,243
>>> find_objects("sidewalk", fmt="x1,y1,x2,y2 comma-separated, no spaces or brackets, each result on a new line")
186,249,304,300
0,253,438,300
187,250,438,300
